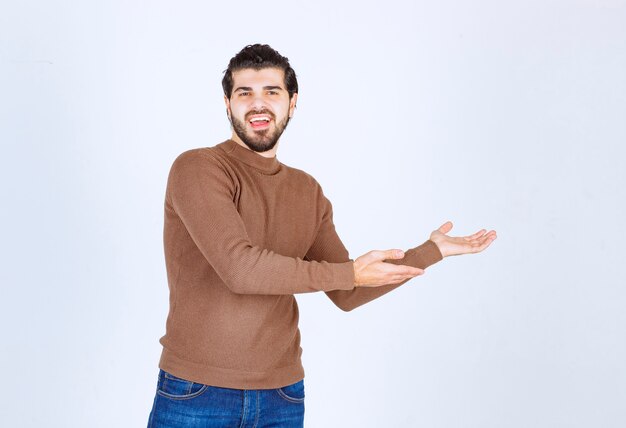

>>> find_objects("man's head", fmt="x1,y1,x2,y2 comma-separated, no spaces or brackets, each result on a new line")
223,44,298,154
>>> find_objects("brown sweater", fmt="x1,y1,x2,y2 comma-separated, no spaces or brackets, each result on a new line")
158,139,443,389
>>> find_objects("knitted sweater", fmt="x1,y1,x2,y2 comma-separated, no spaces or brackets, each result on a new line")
157,139,443,389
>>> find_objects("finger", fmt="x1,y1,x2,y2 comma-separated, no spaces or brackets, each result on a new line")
388,275,421,285
473,232,497,252
464,229,487,241
438,221,453,234
397,270,425,280
385,264,424,276
466,229,497,244
477,231,497,243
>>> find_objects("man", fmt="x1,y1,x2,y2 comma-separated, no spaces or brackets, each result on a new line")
147,44,496,427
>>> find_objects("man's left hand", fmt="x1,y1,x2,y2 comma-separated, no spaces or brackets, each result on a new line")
429,221,497,258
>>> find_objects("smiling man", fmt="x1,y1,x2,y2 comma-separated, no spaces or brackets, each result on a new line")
226,67,296,153
147,44,497,427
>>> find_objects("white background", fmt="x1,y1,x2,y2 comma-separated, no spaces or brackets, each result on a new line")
1,0,625,427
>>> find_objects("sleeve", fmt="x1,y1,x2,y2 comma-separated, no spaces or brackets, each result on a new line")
304,190,444,312
166,150,356,295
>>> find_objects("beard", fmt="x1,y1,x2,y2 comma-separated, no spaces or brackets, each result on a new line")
230,109,291,153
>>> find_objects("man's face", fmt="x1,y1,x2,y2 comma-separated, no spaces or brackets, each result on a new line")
225,67,297,153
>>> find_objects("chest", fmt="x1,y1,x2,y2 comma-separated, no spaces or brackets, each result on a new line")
234,173,319,257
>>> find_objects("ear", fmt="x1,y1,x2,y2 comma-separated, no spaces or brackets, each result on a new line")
289,93,298,118
224,95,232,121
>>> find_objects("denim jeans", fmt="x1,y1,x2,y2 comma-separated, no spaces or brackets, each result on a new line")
147,369,305,427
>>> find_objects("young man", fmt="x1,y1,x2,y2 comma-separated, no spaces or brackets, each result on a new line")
147,44,497,427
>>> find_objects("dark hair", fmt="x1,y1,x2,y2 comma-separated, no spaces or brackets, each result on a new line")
222,44,298,99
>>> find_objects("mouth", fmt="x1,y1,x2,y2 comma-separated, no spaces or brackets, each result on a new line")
248,114,272,130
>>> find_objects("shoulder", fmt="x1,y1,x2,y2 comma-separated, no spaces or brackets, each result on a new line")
168,146,233,178
166,147,236,193
171,146,225,168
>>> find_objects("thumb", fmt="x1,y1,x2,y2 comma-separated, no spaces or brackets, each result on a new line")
438,221,453,234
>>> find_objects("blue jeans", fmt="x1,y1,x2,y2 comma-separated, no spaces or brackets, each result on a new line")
147,369,305,427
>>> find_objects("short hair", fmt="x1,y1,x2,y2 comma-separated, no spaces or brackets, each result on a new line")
222,44,298,99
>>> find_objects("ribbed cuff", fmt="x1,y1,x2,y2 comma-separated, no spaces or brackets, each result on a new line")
414,240,444,268
385,240,444,269
328,260,356,291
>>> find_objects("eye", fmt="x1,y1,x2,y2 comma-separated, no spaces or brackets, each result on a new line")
238,91,250,96
267,90,278,95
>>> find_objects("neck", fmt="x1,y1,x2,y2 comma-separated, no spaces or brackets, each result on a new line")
230,132,279,158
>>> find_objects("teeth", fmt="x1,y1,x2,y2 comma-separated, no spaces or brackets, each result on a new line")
250,117,270,123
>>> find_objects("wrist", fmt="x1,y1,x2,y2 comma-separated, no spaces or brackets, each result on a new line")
429,238,447,258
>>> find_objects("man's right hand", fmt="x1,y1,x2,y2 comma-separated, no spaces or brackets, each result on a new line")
353,249,424,288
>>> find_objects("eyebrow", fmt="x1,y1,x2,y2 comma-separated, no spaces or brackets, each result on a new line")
233,86,285,92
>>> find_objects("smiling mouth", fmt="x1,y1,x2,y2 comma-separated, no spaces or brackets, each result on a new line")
248,114,272,129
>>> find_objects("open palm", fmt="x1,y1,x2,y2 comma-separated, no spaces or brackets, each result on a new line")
429,221,497,258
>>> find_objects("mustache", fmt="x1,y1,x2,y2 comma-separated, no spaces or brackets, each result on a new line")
245,109,275,120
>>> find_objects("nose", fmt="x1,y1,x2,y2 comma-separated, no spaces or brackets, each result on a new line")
249,93,269,111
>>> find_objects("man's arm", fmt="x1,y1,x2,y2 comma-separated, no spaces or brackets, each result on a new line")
304,191,443,312
167,149,356,295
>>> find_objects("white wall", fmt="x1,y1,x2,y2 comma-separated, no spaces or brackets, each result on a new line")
1,0,625,426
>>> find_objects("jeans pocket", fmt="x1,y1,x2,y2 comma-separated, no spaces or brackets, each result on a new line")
276,379,305,404
157,370,209,400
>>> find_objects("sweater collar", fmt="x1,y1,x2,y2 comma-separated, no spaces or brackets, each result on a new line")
217,139,282,174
